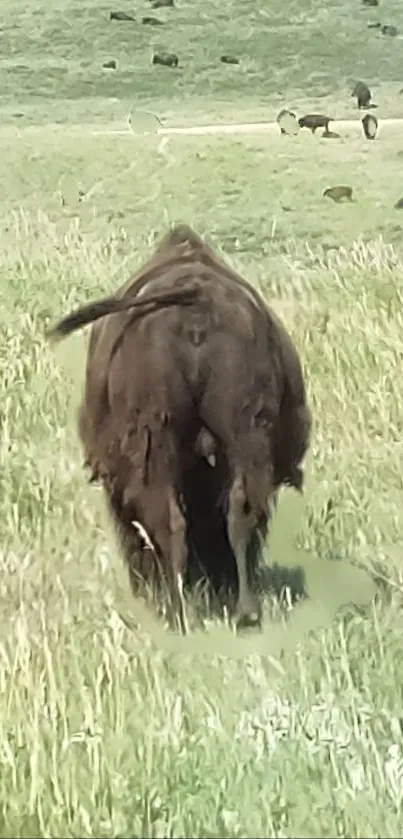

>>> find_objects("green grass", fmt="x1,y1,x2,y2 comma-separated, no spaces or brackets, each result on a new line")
2,0,403,834
1,0,403,126
2,122,403,836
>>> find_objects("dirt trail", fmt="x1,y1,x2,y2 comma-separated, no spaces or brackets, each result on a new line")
158,117,403,136
93,116,403,137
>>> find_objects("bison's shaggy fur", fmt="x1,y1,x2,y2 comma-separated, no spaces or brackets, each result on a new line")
48,225,311,632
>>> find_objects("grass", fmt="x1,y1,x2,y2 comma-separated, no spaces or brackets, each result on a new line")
2,0,403,834
2,122,403,837
1,0,403,126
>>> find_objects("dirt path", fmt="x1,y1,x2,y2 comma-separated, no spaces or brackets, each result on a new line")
158,117,403,136
93,116,403,137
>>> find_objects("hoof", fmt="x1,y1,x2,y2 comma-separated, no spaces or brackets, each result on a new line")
236,614,262,632
235,599,262,631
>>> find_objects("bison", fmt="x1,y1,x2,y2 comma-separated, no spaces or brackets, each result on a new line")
276,109,299,136
323,185,353,202
110,10,135,21
48,225,311,632
362,113,378,139
142,16,164,24
351,81,373,109
151,0,174,8
298,114,333,134
152,52,179,68
220,55,240,65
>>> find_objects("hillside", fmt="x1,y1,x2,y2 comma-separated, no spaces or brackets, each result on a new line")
2,0,403,124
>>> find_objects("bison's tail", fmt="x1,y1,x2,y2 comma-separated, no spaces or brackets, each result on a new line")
46,284,200,342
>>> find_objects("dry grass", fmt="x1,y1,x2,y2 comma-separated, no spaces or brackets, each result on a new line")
2,0,403,831
1,121,403,835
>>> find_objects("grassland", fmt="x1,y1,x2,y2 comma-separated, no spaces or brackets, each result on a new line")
2,0,403,834
2,0,403,126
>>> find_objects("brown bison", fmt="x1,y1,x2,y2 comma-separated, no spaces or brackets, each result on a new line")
220,55,240,65
152,52,179,68
298,114,332,134
48,225,311,632
351,81,376,110
323,185,353,202
110,10,135,21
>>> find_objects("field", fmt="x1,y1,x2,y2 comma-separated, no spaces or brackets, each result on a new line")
2,0,403,835
2,0,403,126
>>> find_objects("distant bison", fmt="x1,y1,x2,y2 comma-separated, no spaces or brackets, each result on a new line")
142,15,164,24
362,0,379,5
103,59,117,69
381,24,398,36
220,55,240,65
323,185,353,202
110,10,135,20
362,113,378,139
298,114,332,134
152,52,179,67
276,109,299,136
151,0,174,8
352,81,373,109
48,225,311,633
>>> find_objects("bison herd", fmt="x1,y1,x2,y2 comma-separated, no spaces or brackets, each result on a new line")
276,80,389,207
276,81,379,144
107,3,256,69
48,225,312,634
